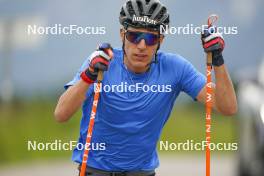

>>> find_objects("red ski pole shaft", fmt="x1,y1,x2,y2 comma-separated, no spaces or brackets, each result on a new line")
206,52,212,176
80,70,103,176
205,14,218,176
79,47,113,176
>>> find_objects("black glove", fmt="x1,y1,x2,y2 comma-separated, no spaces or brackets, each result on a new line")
81,43,113,84
201,26,225,66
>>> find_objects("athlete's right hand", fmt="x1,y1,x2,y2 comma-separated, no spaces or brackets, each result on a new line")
81,43,113,84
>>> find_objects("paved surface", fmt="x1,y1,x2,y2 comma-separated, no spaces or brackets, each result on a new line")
156,154,237,176
0,155,237,176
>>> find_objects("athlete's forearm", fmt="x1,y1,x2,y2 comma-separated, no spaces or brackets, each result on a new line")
214,65,237,115
54,80,90,122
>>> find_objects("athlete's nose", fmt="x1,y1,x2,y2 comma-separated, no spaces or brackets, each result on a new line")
137,39,147,49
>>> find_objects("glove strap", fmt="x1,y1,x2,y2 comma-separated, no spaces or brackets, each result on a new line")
80,71,95,84
212,51,224,67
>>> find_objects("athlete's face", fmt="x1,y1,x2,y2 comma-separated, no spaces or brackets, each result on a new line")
120,27,164,73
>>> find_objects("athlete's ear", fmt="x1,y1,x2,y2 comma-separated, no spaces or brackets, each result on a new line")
120,28,125,42
159,35,165,44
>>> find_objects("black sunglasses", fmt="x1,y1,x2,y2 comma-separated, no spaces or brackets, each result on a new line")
125,30,160,46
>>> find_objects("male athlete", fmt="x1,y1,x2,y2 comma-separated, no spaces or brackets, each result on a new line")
55,0,237,175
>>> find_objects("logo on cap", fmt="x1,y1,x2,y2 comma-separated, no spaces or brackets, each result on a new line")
132,15,157,25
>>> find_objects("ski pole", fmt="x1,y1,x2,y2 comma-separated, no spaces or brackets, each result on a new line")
80,48,113,176
205,14,218,176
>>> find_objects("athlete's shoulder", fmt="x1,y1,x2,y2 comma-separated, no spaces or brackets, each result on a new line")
157,50,190,67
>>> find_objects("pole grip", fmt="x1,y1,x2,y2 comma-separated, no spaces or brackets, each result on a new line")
207,52,213,65
97,70,104,82
96,47,113,82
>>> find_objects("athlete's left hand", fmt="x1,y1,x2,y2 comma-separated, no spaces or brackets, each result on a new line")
201,26,225,66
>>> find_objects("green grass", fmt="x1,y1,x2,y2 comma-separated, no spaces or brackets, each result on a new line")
0,100,238,165
0,100,81,165
159,103,238,154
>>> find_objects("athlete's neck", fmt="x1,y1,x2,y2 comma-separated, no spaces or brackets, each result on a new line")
123,55,150,74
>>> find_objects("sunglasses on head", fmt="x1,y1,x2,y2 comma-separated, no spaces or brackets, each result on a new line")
125,30,160,46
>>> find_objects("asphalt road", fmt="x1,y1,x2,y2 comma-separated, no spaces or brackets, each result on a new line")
0,155,237,176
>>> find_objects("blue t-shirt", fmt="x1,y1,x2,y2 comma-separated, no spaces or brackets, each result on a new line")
65,48,206,171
